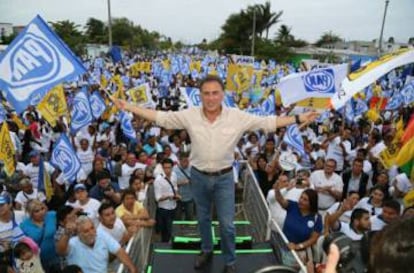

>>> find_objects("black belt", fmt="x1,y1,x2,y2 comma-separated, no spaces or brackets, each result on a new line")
192,166,233,176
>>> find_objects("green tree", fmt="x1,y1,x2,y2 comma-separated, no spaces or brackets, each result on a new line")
256,1,283,39
85,17,107,44
276,24,293,45
49,20,85,55
315,31,342,47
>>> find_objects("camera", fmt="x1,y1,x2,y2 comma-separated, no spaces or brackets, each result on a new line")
322,232,367,273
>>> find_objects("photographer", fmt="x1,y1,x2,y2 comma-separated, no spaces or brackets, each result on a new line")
154,158,181,242
88,170,121,205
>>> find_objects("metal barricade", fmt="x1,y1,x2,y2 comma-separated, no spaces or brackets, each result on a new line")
116,185,157,273
240,161,307,273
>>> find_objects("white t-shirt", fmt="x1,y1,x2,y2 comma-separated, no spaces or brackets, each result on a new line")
370,215,386,231
118,162,146,189
22,162,55,189
15,189,46,209
77,149,95,176
73,198,101,226
338,222,364,241
355,197,382,216
97,218,127,243
326,202,353,224
310,170,343,209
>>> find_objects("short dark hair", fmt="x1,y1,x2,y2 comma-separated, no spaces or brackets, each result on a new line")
98,202,114,215
350,208,369,225
383,199,401,214
121,188,137,202
95,170,111,181
198,75,225,92
162,158,174,166
353,158,364,165
56,205,74,225
63,264,83,273
303,189,319,215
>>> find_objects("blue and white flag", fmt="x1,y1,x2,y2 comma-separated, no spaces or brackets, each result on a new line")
0,15,86,113
400,81,414,106
385,93,404,110
278,64,348,106
50,134,81,182
260,94,275,115
343,101,355,122
89,91,106,119
181,87,202,107
70,87,93,134
120,111,136,141
224,93,236,108
0,104,7,124
109,46,122,63
283,124,306,157
354,98,368,116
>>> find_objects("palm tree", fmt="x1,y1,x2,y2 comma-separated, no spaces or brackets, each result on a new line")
276,24,294,45
259,1,283,39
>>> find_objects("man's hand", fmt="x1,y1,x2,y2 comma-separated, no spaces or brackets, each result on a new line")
110,96,127,110
299,111,320,124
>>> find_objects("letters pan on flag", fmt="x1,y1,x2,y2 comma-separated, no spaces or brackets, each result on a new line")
0,15,86,114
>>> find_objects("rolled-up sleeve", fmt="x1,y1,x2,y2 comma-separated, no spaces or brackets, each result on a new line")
155,109,191,130
233,109,277,134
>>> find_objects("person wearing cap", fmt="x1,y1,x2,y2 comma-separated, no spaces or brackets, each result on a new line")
72,184,101,226
88,170,121,205
111,75,318,273
0,193,25,269
21,151,55,190
15,177,46,211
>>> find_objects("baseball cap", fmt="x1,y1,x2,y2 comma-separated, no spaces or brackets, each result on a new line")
74,184,87,191
0,194,11,205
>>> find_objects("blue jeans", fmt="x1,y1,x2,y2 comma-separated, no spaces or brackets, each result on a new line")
191,168,236,265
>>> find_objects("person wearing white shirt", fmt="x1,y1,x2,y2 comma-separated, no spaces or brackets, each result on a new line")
72,184,101,226
15,178,46,211
326,191,360,225
355,185,386,217
97,203,135,245
370,199,401,232
154,158,180,242
327,208,371,241
22,151,55,190
118,153,146,190
310,159,343,210
75,138,95,176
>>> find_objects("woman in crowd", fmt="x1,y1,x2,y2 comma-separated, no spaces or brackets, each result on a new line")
355,185,386,216
20,199,60,272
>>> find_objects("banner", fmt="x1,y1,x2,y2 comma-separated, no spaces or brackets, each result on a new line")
89,91,106,120
38,157,53,202
127,83,154,107
0,15,86,113
226,64,253,94
70,87,93,134
0,123,15,176
120,111,136,141
283,124,306,157
50,134,81,182
37,85,68,127
278,64,348,107
331,49,414,109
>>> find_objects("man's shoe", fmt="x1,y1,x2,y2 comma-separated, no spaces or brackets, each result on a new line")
223,264,236,273
194,251,213,269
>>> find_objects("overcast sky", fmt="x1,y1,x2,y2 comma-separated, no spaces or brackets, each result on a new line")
0,0,413,44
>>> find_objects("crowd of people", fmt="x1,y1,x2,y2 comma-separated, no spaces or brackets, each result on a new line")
0,49,413,273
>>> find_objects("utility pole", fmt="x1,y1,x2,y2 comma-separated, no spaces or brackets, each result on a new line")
251,7,256,56
378,0,390,55
107,0,113,48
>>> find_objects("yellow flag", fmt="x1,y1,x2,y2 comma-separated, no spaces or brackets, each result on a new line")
190,61,201,72
226,64,253,94
11,114,26,131
162,59,170,70
395,137,414,167
37,85,68,127
0,123,15,176
253,70,263,88
297,98,330,109
100,74,108,89
128,85,149,103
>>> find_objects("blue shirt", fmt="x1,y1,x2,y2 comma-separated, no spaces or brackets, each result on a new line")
20,211,59,268
89,182,121,201
283,201,322,244
67,229,121,273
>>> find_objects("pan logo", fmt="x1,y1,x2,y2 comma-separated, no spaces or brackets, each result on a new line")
52,143,78,178
303,68,335,93
189,89,201,106
9,33,59,88
72,94,90,127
